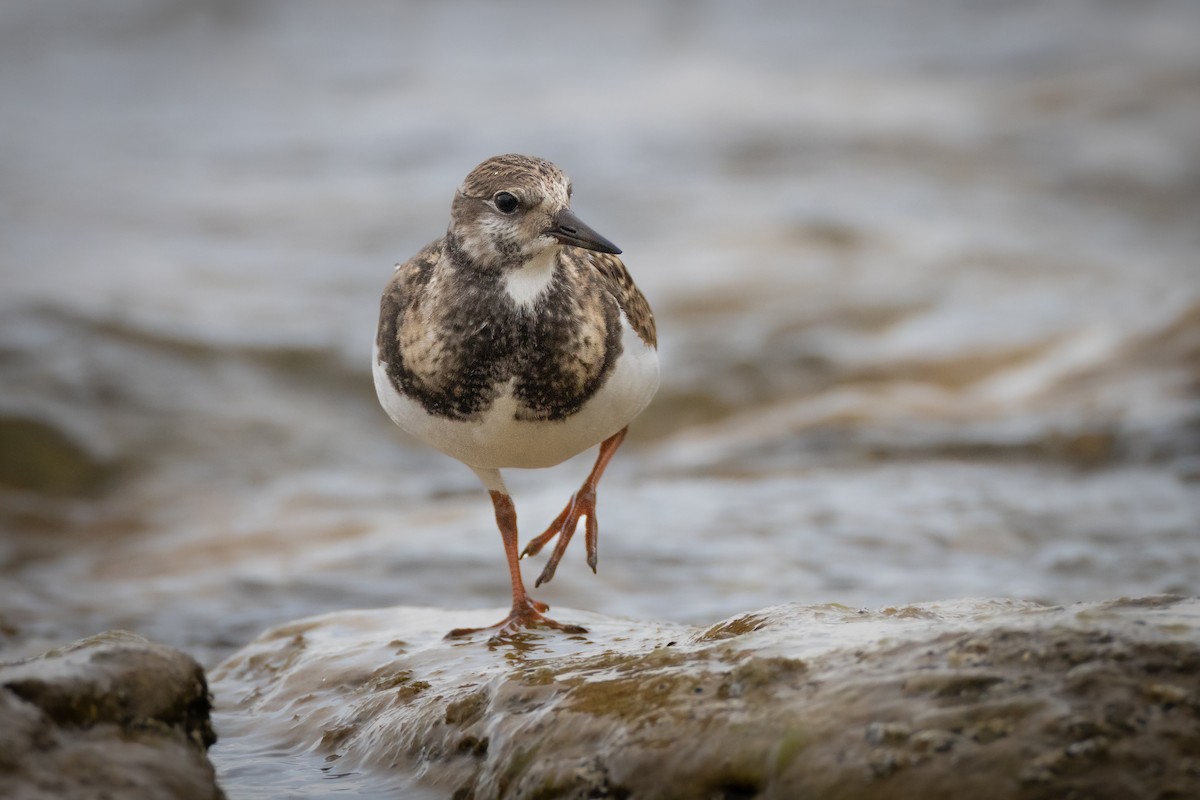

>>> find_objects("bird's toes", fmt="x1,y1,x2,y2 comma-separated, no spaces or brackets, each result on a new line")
534,563,557,588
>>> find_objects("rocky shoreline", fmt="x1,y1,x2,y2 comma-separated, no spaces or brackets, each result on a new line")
1,631,224,800
6,597,1198,798
213,595,1197,799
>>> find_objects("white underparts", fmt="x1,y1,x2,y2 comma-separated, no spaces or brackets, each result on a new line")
503,248,558,309
471,466,508,494
372,312,660,473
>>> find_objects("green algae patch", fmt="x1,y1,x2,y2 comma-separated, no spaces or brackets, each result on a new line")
361,667,432,703
697,614,768,641
567,645,689,675
445,688,489,727
555,644,718,723
561,670,691,722
901,670,1006,700
242,633,306,678
882,605,941,620
366,668,414,692
519,666,557,686
719,656,808,698
772,726,815,775
320,722,359,748
395,680,431,703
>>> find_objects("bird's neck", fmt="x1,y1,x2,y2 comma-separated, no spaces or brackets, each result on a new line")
444,231,560,305
501,248,560,310
445,229,530,273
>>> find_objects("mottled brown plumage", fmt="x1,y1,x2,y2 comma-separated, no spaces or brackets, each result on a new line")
590,251,657,348
373,155,659,638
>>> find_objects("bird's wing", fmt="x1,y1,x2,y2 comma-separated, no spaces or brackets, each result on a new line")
377,239,443,362
588,251,657,348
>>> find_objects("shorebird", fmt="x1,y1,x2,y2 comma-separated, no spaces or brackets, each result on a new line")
373,154,658,636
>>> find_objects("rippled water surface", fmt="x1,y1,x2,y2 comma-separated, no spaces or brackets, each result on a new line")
2,0,1198,796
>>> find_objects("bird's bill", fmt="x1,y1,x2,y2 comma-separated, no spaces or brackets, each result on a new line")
548,208,622,255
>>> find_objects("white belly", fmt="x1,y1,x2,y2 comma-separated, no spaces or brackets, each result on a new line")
373,316,659,470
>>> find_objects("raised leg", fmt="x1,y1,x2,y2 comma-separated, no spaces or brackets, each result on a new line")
446,488,587,638
521,427,628,588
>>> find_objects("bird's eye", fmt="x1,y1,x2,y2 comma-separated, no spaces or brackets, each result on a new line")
493,192,519,214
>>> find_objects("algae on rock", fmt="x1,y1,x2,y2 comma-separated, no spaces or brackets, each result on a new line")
211,596,1200,799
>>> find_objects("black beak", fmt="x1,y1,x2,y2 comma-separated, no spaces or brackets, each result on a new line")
548,208,622,255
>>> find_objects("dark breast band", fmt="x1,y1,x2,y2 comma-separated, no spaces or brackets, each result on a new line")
377,243,625,423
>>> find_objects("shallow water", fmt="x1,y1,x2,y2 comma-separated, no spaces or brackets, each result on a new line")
2,0,1198,796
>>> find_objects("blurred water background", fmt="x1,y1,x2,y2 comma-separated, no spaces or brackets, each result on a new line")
1,0,1198,793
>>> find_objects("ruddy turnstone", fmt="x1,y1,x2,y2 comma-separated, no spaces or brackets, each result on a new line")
373,154,658,637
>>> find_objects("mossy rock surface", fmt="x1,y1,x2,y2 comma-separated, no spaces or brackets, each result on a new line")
212,597,1200,799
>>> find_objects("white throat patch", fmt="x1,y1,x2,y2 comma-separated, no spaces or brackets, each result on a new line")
503,248,558,309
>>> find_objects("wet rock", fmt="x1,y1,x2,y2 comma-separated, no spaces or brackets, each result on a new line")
211,596,1200,799
1,631,224,800
0,414,111,496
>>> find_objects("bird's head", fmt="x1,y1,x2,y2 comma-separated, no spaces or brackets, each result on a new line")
448,154,620,270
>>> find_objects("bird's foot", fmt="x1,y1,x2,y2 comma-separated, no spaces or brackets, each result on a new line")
521,487,599,587
445,595,587,639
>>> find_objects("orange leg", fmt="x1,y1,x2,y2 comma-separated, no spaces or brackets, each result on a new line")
446,490,586,638
522,427,628,588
